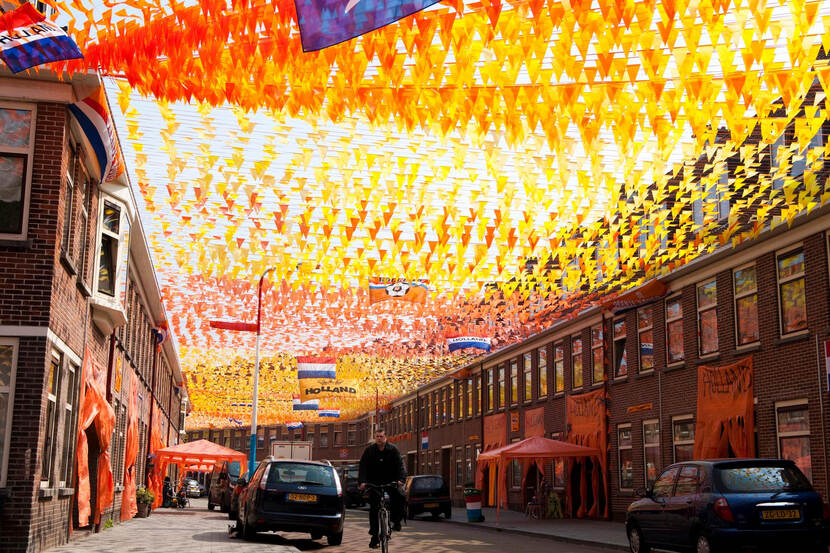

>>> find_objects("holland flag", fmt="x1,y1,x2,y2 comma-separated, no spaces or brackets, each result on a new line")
445,334,491,353
318,409,341,418
296,356,337,380
286,421,304,430
0,3,83,73
292,397,319,411
68,86,124,183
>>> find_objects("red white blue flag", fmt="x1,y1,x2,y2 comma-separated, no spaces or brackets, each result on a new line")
445,333,491,353
286,421,304,430
318,409,341,418
0,3,83,73
294,0,442,52
292,396,320,411
68,87,124,183
296,356,337,379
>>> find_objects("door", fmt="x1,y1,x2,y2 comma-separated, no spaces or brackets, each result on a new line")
637,466,679,545
441,448,451,485
663,465,699,548
407,453,416,477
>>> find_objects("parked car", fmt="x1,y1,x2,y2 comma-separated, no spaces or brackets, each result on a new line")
626,459,829,553
237,458,344,545
186,478,202,498
336,464,365,508
229,475,248,520
208,460,244,512
404,474,452,520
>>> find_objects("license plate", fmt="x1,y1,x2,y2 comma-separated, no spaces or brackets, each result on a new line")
288,493,317,503
424,503,439,508
761,509,799,520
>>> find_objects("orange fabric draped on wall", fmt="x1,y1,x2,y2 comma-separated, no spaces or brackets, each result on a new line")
148,407,167,509
694,356,755,459
75,350,116,527
475,412,506,506
566,388,609,519
120,373,140,521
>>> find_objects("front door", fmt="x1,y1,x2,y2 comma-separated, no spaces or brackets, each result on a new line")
441,448,451,485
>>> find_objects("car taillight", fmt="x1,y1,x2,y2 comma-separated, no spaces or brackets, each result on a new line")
713,497,734,523
259,464,271,490
334,470,342,496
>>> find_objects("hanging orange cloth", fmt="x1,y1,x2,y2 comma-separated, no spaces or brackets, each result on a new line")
566,388,609,519
120,373,140,521
694,356,755,459
147,409,167,509
475,413,506,506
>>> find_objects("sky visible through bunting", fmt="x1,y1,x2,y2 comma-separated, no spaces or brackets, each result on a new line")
26,0,830,427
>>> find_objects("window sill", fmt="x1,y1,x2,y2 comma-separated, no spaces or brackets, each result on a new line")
76,278,92,298
590,383,604,390
776,331,810,346
637,371,656,379
697,353,720,363
0,238,32,249
664,363,686,374
735,342,761,353
38,487,56,500
59,252,77,276
58,487,75,497
554,392,565,398
618,489,635,497
611,376,628,384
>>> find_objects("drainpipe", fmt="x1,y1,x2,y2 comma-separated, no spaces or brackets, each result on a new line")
105,330,117,403
144,333,159,487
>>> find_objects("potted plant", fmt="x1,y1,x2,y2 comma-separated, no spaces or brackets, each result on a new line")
136,486,154,518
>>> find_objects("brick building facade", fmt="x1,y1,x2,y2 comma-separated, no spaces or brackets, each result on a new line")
0,70,186,552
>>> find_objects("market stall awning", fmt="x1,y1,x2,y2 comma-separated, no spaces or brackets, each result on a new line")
477,435,600,463
154,439,247,469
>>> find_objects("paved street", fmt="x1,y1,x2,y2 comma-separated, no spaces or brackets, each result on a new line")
46,498,619,553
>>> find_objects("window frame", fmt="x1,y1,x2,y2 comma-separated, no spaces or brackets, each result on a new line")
59,359,80,487
0,337,18,487
642,419,660,488
572,335,583,389
591,324,604,384
537,346,548,398
509,359,518,406
554,342,565,393
733,263,760,347
637,306,655,373
613,318,627,378
523,352,532,403
41,351,62,487
776,245,808,337
672,415,695,464
498,365,505,409
93,195,129,301
696,278,719,356
775,399,811,481
617,423,633,491
665,294,684,364
0,101,36,241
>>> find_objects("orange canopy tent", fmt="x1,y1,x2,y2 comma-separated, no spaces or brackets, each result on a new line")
154,439,247,481
475,436,601,510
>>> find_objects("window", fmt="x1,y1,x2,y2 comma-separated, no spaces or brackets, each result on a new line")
0,338,18,487
674,465,699,496
486,369,493,411
637,307,654,372
320,433,328,448
60,361,80,487
591,325,604,383
734,265,759,345
456,447,463,487
693,165,729,227
791,125,823,178
652,466,680,499
466,378,473,417
665,296,684,363
777,248,807,335
776,401,811,481
0,104,35,239
97,200,122,296
618,425,633,489
42,353,61,485
523,352,532,402
510,438,522,488
613,319,627,377
510,360,518,405
554,342,564,393
643,420,660,487
498,365,505,408
572,336,583,388
672,417,695,462
61,143,78,257
348,429,355,445
537,347,548,397
465,444,472,483
334,430,342,445
697,279,718,355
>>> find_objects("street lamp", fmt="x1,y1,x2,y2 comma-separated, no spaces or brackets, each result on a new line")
210,266,275,477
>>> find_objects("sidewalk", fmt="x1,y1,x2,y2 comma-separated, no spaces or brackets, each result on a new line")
445,506,629,551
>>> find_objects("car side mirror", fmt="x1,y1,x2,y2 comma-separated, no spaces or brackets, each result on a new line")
236,477,247,487
634,487,650,498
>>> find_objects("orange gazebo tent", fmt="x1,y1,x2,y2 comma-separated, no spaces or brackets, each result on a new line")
155,439,247,477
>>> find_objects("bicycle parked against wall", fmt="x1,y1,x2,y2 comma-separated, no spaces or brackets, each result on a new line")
365,483,399,553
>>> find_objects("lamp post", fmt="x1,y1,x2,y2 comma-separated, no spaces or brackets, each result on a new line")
210,266,275,477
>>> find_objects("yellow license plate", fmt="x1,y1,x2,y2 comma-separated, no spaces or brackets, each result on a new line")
761,509,799,520
424,503,439,508
288,493,317,503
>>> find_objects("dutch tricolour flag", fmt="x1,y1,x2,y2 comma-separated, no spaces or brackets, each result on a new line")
286,421,304,430
68,86,123,183
292,397,319,411
0,3,83,73
318,409,341,418
446,335,491,353
296,356,337,380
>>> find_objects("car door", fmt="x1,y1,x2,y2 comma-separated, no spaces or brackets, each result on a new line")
639,466,680,546
663,464,699,548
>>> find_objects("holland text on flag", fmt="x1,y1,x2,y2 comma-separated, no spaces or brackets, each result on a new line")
446,335,492,353
0,3,83,73
296,355,337,380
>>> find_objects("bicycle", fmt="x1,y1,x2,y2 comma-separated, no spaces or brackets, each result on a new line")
364,483,400,553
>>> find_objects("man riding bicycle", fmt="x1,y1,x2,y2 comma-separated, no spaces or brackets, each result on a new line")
359,428,406,549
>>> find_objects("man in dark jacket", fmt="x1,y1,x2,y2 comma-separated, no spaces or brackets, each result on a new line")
359,428,407,548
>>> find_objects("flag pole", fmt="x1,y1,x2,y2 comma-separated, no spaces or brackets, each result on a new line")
249,267,275,477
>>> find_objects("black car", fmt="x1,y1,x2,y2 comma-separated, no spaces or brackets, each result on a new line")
404,475,452,520
337,464,365,508
237,459,345,545
626,459,828,553
208,460,243,512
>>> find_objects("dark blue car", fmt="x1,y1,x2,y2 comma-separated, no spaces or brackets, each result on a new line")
626,459,828,553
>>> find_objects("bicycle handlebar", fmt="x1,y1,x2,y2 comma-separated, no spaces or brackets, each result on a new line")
363,482,400,489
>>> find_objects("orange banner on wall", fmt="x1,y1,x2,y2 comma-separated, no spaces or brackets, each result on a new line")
484,412,506,451
694,356,755,459
566,388,609,519
525,407,545,438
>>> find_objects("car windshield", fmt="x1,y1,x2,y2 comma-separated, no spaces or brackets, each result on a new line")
412,477,445,491
268,463,335,487
715,465,813,493
229,461,242,479
345,469,359,479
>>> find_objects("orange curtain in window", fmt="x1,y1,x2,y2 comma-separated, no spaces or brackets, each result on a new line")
75,349,116,527
566,388,609,519
694,356,755,459
120,372,139,521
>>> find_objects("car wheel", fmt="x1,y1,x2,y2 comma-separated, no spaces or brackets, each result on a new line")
327,531,343,546
627,525,651,553
241,515,257,541
311,531,323,540
430,511,441,520
208,502,215,511
695,534,714,553
443,510,451,520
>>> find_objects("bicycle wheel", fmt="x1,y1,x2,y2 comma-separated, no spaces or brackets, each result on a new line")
380,508,390,553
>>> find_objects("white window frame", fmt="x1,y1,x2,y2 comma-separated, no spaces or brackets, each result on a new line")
554,342,565,393
61,140,79,258
0,101,36,241
59,359,80,488
775,399,810,470
0,337,18,487
637,306,654,373
41,350,62,487
776,243,808,337
672,415,695,463
617,423,633,491
642,419,660,487
613,318,627,378
537,346,548,398
572,335,583,389
94,196,128,300
696,279,718,356
510,359,518,406
733,263,760,347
